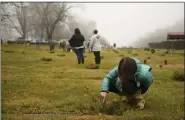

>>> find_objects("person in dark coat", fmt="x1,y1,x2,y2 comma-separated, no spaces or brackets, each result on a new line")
69,28,85,64
113,43,116,48
61,41,67,52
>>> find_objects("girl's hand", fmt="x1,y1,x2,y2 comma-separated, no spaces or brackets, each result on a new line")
100,92,108,103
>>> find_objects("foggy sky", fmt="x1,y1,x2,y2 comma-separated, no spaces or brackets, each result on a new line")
76,3,184,47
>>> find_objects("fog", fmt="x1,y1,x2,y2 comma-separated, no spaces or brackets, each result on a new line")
1,3,183,47
76,3,184,47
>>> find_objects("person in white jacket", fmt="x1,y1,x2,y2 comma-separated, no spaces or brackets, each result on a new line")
89,30,102,65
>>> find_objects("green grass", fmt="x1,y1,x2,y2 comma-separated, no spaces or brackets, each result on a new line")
1,44,184,120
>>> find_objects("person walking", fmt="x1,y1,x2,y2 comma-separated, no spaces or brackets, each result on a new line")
89,29,102,65
1,38,3,44
69,28,85,64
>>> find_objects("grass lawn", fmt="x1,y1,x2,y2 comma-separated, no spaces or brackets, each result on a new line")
1,44,184,120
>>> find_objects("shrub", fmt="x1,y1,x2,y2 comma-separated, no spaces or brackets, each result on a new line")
144,59,147,64
57,54,65,57
164,60,168,65
144,48,150,51
160,53,165,56
41,57,52,61
4,50,15,53
119,54,124,57
7,41,15,44
50,51,55,53
132,53,138,56
172,70,184,81
159,64,163,69
165,50,170,54
151,49,155,54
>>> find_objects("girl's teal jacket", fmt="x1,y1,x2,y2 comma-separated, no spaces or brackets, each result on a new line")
101,57,153,93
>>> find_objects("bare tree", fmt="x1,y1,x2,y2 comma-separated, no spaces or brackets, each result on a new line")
31,3,74,51
1,2,94,46
0,3,16,40
28,3,46,41
1,2,31,40
34,3,73,42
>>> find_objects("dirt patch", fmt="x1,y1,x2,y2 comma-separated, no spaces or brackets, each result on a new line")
41,57,52,61
57,54,66,57
4,50,15,53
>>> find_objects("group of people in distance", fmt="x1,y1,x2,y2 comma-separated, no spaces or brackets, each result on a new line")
59,41,71,52
69,28,153,110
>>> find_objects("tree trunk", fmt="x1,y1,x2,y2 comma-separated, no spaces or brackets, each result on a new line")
48,34,54,52
40,30,44,41
46,25,55,52
40,24,45,41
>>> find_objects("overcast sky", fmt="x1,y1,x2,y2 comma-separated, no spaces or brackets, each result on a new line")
74,3,184,47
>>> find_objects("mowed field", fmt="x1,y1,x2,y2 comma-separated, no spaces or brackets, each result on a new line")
1,44,184,120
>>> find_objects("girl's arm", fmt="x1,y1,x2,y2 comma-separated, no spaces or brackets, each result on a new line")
101,66,119,92
139,70,153,94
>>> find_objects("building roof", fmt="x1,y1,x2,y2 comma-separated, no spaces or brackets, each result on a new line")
167,32,184,40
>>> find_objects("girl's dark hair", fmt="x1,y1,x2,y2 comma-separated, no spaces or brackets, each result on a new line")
118,57,137,80
74,28,81,34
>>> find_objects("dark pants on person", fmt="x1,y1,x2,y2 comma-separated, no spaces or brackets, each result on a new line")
108,78,121,94
109,78,150,95
83,48,85,53
62,47,66,52
74,48,84,64
93,51,101,64
36,43,40,48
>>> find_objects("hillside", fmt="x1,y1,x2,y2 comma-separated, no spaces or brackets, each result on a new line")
131,19,184,48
